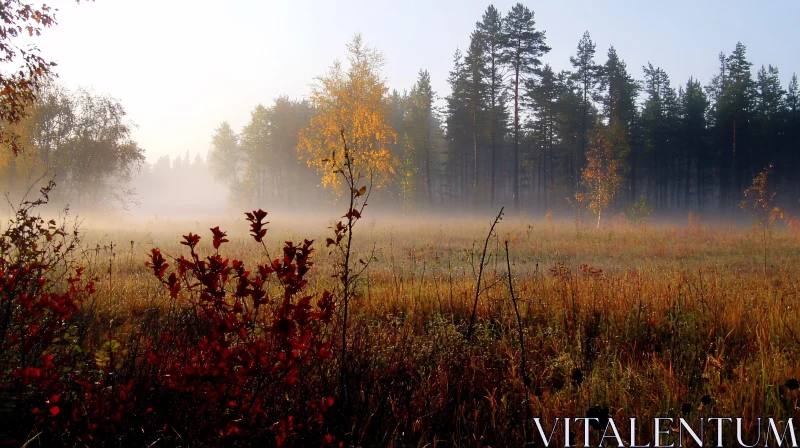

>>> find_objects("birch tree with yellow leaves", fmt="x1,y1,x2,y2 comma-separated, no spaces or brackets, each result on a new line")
580,119,629,228
298,34,397,193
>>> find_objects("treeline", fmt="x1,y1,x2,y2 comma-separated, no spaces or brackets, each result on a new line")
212,4,799,216
4,4,797,218
433,6,799,214
440,7,799,215
206,98,326,209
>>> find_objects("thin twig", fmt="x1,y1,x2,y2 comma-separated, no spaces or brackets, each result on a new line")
466,207,504,341
505,240,529,443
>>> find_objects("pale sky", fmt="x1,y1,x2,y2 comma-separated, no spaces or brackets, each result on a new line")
36,0,800,163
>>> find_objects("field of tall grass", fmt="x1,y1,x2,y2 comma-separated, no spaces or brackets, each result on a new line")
86,212,800,444
3,198,800,446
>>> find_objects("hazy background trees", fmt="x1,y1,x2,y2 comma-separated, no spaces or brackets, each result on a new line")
1,84,145,210
4,2,799,221
131,152,228,217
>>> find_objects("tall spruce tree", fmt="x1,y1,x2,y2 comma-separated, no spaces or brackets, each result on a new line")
501,2,549,211
525,64,562,209
555,70,585,197
445,49,471,206
785,74,800,199
682,77,709,209
570,31,602,191
753,65,784,178
477,5,506,207
464,31,488,205
600,46,639,200
405,70,437,206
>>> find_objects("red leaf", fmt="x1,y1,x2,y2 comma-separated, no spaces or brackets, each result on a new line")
210,226,229,249
40,353,53,368
181,233,201,249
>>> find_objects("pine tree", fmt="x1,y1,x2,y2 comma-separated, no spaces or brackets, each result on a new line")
464,31,488,205
525,64,562,209
600,46,639,200
570,31,601,191
501,2,549,211
785,74,800,200
753,65,785,176
477,5,506,207
724,42,756,208
554,70,585,197
387,88,409,205
601,47,639,129
641,63,675,208
682,77,709,209
445,49,471,206
787,74,800,114
405,70,437,207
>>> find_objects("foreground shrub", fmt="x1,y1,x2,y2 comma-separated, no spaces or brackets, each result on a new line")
0,191,338,446
142,211,337,445
0,182,99,446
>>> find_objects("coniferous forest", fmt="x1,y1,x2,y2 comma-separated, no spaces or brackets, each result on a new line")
197,5,800,218
3,4,798,220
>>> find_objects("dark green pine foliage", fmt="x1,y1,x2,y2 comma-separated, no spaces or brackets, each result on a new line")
554,70,585,197
600,46,640,201
753,65,785,183
641,63,682,209
362,24,800,215
501,2,550,211
569,31,602,191
707,42,756,210
406,70,437,206
476,5,507,208
682,78,709,210
445,49,472,206
464,31,488,206
785,74,800,200
525,64,563,209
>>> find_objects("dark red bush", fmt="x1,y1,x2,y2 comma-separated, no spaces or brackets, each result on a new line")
142,211,337,444
1,197,339,447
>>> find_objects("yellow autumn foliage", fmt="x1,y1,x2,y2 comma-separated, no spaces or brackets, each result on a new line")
0,117,46,195
298,34,397,192
581,120,630,228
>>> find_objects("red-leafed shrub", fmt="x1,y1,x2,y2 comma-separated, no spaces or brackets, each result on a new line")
141,210,338,445
1,186,339,447
0,182,103,446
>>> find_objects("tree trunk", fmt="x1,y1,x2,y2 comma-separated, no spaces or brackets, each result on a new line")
490,57,497,209
513,68,520,211
426,114,433,206
490,129,496,208
684,141,691,209
581,83,588,186
473,111,478,207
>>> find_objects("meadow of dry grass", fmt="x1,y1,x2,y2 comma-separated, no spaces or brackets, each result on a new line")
71,212,800,446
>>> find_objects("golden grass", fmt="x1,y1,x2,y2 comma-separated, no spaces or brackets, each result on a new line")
78,215,800,445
